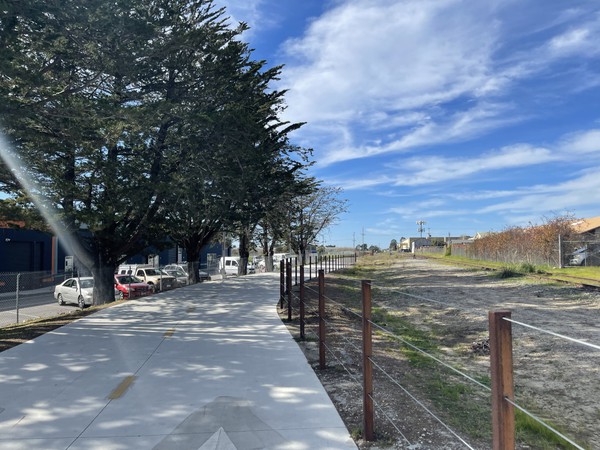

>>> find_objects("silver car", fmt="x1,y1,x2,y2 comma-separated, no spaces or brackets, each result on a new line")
55,277,94,308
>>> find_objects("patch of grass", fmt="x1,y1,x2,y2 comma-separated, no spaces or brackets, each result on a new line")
515,409,587,449
518,262,538,273
366,303,583,448
350,427,362,440
371,308,492,437
496,265,523,279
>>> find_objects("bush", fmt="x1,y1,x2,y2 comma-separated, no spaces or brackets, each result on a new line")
519,262,537,273
497,265,521,279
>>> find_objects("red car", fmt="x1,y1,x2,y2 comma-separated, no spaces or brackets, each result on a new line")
114,274,152,299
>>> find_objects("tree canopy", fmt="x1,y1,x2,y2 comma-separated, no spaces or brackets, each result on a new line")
0,0,316,301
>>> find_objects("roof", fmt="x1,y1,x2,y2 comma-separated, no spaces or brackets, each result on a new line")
571,216,600,234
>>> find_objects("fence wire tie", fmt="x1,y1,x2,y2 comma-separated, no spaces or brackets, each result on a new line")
503,317,600,351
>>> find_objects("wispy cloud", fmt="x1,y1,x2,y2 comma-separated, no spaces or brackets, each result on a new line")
331,128,600,189
279,1,600,167
478,168,600,215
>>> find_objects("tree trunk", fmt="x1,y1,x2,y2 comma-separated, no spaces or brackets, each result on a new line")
185,243,201,284
239,230,250,275
92,263,117,305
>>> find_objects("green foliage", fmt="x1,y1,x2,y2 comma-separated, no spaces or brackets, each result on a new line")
496,266,522,279
0,0,312,299
515,410,586,449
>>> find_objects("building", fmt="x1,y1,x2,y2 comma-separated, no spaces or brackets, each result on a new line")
0,225,226,274
571,216,600,236
0,227,66,273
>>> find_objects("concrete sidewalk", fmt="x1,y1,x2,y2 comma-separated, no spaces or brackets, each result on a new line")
0,273,357,450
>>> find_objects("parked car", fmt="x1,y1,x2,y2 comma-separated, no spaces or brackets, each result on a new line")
55,277,124,307
162,268,188,287
55,277,94,308
117,265,176,292
164,263,211,282
114,274,152,299
568,246,600,266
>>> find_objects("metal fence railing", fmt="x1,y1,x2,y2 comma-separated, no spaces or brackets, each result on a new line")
0,271,71,328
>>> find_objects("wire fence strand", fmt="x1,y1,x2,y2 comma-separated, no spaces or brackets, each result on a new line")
369,358,476,450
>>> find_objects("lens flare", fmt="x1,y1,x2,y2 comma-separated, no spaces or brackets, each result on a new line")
0,133,90,269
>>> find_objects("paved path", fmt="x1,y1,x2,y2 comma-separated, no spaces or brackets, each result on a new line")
0,273,356,450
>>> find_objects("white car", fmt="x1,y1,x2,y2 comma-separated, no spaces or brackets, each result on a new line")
55,277,94,308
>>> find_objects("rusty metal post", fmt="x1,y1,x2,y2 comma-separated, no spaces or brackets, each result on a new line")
318,269,326,369
286,259,292,321
279,260,284,309
300,265,305,339
362,280,374,441
295,256,298,286
489,310,515,450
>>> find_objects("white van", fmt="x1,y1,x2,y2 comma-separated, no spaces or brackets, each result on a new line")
218,257,240,275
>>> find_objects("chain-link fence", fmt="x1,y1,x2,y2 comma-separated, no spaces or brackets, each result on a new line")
450,235,600,268
560,237,600,267
0,271,72,328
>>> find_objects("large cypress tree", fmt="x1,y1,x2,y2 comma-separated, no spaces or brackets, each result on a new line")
0,0,261,302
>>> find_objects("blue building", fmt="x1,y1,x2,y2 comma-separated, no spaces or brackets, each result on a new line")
0,227,227,274
0,228,66,273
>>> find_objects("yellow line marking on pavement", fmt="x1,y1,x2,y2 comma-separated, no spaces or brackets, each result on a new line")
163,328,175,338
108,375,137,400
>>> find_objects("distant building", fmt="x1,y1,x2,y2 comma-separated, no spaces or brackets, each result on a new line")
0,227,66,273
0,224,225,274
571,216,600,236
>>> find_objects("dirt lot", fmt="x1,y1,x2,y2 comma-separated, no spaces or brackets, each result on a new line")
280,255,600,449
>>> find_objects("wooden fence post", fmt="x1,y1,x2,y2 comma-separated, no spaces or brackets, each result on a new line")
362,279,374,441
279,260,284,309
286,259,292,321
318,269,326,370
489,310,515,450
300,265,305,339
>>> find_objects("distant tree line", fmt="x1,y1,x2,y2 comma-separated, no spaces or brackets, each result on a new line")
0,0,346,303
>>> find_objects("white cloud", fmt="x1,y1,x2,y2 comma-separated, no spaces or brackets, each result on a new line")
318,102,518,166
328,128,600,189
283,0,498,124
559,129,600,154
478,168,600,214
278,1,600,167
393,144,555,186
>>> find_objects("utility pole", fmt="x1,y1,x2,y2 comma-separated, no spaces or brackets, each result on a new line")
416,220,426,238
361,227,365,251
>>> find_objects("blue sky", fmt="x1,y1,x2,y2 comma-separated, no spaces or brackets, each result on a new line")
218,0,600,249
